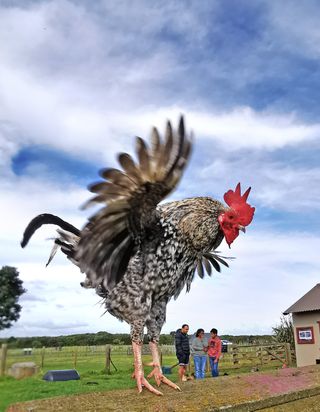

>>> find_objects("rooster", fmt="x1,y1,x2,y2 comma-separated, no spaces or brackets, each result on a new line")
21,117,254,395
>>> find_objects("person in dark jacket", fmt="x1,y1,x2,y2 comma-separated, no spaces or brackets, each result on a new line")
175,324,190,382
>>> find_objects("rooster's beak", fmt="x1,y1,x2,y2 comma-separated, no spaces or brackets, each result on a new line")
238,225,246,233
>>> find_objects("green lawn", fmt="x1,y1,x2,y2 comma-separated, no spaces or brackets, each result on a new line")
1,347,284,412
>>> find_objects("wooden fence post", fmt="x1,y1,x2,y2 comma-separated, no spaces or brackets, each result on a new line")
0,344,8,377
284,343,292,367
258,346,263,366
232,344,239,366
105,345,111,374
41,346,46,368
73,347,78,369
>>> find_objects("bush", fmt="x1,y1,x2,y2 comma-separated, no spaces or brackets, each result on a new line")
272,315,294,348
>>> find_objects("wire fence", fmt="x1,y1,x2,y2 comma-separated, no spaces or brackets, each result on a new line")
1,342,294,377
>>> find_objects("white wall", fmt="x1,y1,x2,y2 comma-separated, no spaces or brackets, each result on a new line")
293,312,320,367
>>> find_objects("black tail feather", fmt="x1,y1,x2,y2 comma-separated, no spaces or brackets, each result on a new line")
21,213,80,248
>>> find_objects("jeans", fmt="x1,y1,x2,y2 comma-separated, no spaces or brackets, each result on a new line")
209,356,219,377
193,355,207,379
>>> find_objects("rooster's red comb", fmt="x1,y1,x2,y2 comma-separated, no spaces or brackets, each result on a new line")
224,183,255,226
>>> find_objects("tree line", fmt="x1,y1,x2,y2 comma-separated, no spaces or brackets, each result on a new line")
0,331,275,349
0,331,171,348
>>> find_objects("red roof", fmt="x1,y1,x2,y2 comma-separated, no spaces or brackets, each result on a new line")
283,284,320,314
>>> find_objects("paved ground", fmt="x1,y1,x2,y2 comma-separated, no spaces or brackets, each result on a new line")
262,394,320,411
7,365,320,411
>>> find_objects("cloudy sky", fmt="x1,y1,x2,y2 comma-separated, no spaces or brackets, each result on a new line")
1,0,320,339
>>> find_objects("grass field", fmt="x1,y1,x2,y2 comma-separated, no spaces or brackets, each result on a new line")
1,346,285,412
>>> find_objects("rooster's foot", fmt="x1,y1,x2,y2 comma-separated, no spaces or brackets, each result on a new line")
147,364,181,391
133,370,163,395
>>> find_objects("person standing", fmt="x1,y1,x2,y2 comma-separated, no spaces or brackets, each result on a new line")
175,324,190,382
191,328,208,379
207,328,222,377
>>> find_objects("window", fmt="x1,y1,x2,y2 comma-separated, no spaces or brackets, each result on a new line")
296,326,315,344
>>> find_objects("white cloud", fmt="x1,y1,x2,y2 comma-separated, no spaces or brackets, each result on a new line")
2,66,319,171
253,166,320,210
130,107,320,153
0,262,132,337
188,108,320,149
0,176,87,240
190,142,320,213
1,0,319,174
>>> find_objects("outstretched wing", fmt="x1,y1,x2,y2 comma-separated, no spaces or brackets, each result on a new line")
77,116,192,290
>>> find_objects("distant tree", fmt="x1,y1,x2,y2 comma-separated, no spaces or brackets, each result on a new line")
272,315,294,348
50,337,60,347
8,336,17,344
31,339,42,348
159,334,173,344
112,338,124,345
0,266,26,331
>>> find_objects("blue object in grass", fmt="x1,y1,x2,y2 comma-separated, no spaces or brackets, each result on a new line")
162,366,172,375
43,369,80,381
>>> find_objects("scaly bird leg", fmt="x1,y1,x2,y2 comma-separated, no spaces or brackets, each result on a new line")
132,341,163,396
147,341,181,391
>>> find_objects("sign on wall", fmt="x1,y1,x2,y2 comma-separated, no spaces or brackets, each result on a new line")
296,326,315,344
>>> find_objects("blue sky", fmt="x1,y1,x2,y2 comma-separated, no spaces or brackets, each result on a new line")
1,0,320,338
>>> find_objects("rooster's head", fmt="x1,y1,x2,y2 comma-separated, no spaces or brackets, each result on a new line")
218,183,255,247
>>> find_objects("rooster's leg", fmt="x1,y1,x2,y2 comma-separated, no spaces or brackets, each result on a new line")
132,341,163,396
145,300,180,390
147,341,181,391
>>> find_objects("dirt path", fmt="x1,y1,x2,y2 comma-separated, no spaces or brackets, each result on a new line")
7,365,320,412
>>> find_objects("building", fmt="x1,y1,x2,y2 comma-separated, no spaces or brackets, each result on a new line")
283,284,320,367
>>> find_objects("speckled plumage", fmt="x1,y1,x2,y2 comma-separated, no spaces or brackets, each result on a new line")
101,196,226,342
